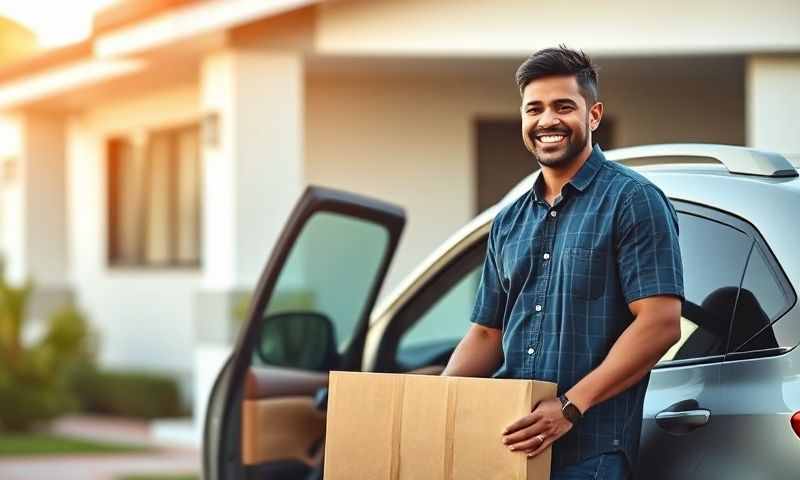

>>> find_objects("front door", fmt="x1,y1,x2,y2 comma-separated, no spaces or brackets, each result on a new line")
203,186,405,480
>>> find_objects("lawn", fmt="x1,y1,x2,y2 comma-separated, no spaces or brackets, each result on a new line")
0,432,150,456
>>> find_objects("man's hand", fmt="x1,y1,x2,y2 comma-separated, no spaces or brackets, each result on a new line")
501,398,573,457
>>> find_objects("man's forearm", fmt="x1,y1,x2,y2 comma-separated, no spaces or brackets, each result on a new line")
442,324,503,377
566,297,681,413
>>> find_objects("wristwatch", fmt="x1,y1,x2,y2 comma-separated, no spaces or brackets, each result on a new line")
559,394,583,424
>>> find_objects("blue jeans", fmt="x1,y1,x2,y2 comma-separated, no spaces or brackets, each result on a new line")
551,452,630,480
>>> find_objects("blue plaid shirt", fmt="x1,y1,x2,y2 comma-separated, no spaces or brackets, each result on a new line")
471,145,684,471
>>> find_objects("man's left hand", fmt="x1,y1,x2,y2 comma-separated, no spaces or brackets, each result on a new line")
501,398,573,457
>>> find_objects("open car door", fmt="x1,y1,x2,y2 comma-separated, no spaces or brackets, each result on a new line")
203,186,405,480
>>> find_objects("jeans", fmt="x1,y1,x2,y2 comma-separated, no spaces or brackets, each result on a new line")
551,452,630,480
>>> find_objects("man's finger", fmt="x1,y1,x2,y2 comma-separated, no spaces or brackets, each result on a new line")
525,435,553,457
508,432,546,452
502,422,543,446
503,411,541,434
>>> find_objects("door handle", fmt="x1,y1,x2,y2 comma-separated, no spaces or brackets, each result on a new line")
655,399,711,435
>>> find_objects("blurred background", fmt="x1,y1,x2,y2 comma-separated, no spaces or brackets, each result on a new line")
0,0,798,478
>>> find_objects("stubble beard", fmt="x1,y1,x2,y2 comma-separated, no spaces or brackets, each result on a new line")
526,126,589,170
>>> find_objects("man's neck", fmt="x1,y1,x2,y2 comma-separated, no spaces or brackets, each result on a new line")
539,144,593,205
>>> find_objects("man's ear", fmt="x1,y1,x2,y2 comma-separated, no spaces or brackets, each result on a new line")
589,102,604,132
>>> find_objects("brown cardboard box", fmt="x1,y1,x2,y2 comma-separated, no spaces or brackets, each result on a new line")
324,371,558,480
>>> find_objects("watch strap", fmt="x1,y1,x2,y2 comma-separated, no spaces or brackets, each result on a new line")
558,394,583,424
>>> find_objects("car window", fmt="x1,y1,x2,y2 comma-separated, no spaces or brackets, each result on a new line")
658,212,753,364
398,264,481,353
253,211,390,368
729,242,793,353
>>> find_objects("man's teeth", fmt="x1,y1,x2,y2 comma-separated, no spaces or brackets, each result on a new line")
539,135,565,143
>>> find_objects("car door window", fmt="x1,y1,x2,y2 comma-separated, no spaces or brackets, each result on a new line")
658,212,753,364
398,264,481,351
255,211,390,368
375,241,487,372
729,241,795,353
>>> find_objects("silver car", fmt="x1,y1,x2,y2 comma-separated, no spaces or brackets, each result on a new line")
204,144,800,479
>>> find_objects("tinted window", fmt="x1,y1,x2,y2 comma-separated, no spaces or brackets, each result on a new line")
398,264,481,352
255,211,390,368
730,243,792,353
658,213,753,364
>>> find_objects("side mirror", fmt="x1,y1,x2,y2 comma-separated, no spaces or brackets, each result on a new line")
257,311,340,372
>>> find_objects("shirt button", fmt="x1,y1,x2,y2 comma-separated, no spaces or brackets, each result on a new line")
535,304,542,312
550,210,557,218
527,347,535,355
543,253,550,260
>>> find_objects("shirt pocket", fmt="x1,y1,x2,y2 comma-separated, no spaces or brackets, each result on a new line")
562,247,605,300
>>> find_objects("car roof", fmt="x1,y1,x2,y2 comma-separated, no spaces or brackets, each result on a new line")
375,145,799,323
501,147,800,295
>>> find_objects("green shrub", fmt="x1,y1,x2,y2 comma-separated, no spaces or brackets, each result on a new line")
0,269,94,431
72,369,185,419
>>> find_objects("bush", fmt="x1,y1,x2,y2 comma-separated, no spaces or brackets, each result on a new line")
72,369,186,419
0,271,94,431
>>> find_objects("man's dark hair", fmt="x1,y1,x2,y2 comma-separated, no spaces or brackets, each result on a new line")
515,45,599,105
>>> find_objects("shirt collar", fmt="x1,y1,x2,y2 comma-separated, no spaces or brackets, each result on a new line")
531,144,605,202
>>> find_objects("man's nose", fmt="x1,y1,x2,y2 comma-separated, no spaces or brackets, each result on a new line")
538,108,562,129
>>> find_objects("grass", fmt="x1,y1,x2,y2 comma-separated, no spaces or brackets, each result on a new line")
115,475,199,480
0,432,150,456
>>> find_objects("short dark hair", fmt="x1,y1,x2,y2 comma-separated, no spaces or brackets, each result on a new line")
515,45,599,105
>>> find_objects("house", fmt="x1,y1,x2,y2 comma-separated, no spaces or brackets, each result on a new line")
0,0,798,441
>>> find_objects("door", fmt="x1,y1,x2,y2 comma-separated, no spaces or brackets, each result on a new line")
697,223,797,479
638,204,756,478
203,186,405,480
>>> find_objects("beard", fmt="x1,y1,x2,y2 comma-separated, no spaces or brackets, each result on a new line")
525,124,588,169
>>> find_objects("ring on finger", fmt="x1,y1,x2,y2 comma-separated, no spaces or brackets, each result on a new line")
535,434,545,444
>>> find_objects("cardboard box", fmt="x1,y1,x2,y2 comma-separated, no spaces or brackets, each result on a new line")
324,371,557,480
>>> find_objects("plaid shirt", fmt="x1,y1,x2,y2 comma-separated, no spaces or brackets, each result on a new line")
471,145,684,471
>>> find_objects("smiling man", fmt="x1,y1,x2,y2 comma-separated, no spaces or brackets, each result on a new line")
442,46,685,479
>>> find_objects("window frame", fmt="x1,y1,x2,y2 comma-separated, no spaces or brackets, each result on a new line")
654,199,797,369
106,122,203,269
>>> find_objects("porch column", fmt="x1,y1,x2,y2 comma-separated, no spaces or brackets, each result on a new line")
746,55,800,155
0,113,71,321
194,49,305,435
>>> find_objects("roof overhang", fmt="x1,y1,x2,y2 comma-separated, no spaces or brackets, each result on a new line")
0,0,323,111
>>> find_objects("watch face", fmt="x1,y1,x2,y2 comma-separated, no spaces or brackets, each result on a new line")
564,403,581,423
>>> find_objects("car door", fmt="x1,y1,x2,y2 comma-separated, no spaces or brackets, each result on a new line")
695,223,798,479
203,186,405,480
638,203,756,479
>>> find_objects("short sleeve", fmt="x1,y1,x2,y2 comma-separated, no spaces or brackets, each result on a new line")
616,184,685,305
470,220,507,329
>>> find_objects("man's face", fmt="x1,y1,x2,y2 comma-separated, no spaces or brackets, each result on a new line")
520,75,602,169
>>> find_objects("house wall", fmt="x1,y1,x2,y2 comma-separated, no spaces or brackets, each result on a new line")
747,55,800,155
315,0,800,56
304,62,744,298
67,84,202,379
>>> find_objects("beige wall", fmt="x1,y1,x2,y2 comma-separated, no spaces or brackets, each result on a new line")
305,71,519,294
747,55,800,154
599,57,745,147
305,59,744,295
68,84,202,374
315,0,800,56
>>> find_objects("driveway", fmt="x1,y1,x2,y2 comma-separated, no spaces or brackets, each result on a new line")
0,416,200,480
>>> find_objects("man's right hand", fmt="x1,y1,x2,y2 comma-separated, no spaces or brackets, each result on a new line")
441,323,503,377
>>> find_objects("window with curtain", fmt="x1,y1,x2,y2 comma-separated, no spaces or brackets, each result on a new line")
107,124,202,267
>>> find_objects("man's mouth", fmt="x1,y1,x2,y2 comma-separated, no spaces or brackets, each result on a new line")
534,132,569,145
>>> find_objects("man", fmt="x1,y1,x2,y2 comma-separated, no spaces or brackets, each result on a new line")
442,46,684,479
